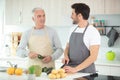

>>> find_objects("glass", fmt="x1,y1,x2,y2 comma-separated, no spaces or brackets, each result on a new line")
28,74,36,80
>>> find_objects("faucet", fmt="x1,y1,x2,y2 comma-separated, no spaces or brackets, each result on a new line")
7,61,13,67
7,61,17,68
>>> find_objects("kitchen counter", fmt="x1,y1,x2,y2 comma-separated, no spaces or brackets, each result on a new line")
0,72,120,80
0,72,91,80
1,56,120,67
0,56,120,77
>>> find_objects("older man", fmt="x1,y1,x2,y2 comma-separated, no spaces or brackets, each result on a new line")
17,7,63,68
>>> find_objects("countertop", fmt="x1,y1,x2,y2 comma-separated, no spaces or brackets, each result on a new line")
0,56,120,68
0,72,91,80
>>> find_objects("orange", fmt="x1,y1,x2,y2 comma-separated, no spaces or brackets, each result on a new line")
7,67,15,75
15,68,23,75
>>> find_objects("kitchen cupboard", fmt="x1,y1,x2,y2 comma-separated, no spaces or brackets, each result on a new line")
95,65,110,75
105,0,120,14
96,65,120,76
64,0,105,15
5,0,66,26
5,0,120,25
5,0,22,25
110,66,120,76
78,0,105,14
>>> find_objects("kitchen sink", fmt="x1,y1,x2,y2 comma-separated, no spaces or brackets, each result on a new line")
0,66,8,72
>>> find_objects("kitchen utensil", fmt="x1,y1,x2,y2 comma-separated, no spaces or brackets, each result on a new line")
61,60,67,68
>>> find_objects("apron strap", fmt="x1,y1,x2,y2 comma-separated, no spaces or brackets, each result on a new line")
83,23,89,34
72,23,89,33
72,26,79,33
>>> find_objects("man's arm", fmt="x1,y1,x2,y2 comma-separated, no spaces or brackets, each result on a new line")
51,31,63,61
16,32,29,57
62,43,70,64
64,45,100,73
75,45,100,71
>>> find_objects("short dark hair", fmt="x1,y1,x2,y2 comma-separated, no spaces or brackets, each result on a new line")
71,3,90,20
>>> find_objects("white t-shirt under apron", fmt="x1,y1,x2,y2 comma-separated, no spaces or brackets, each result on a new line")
68,25,101,50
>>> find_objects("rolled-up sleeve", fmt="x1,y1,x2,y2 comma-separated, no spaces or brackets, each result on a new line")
51,30,63,61
16,32,29,58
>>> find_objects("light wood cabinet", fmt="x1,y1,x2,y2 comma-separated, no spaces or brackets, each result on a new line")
5,0,120,25
95,64,120,76
110,66,120,76
95,65,110,75
105,0,120,14
5,0,22,25
5,0,66,26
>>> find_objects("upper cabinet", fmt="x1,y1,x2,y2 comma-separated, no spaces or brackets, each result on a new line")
5,0,22,25
105,0,120,14
5,0,66,26
5,0,120,25
82,0,105,14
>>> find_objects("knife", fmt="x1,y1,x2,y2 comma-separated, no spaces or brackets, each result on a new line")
61,60,67,68
89,73,98,77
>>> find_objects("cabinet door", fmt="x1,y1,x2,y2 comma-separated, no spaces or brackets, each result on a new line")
92,0,105,14
5,0,22,25
64,0,105,15
105,0,120,14
21,0,41,26
95,65,110,75
21,0,63,26
110,66,120,76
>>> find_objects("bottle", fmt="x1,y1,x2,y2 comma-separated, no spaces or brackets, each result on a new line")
90,16,95,26
94,20,99,27
101,20,105,26
4,44,10,56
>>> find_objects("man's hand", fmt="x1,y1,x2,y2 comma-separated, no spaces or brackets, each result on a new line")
28,52,38,59
42,56,52,63
62,56,69,64
63,66,77,74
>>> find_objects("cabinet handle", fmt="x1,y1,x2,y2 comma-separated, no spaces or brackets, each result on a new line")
19,11,22,24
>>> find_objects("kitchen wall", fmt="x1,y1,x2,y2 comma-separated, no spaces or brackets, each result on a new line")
2,13,120,60
0,0,5,54
90,14,120,26
89,15,120,61
90,14,120,33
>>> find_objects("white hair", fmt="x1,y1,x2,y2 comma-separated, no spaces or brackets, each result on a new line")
32,7,44,17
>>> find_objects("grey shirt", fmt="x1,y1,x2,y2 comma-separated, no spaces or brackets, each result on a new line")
16,26,63,61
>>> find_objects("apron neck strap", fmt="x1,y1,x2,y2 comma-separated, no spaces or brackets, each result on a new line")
72,23,89,33
73,26,78,32
83,23,89,34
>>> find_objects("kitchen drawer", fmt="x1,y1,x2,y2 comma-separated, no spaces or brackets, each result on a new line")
95,65,110,75
110,66,120,76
